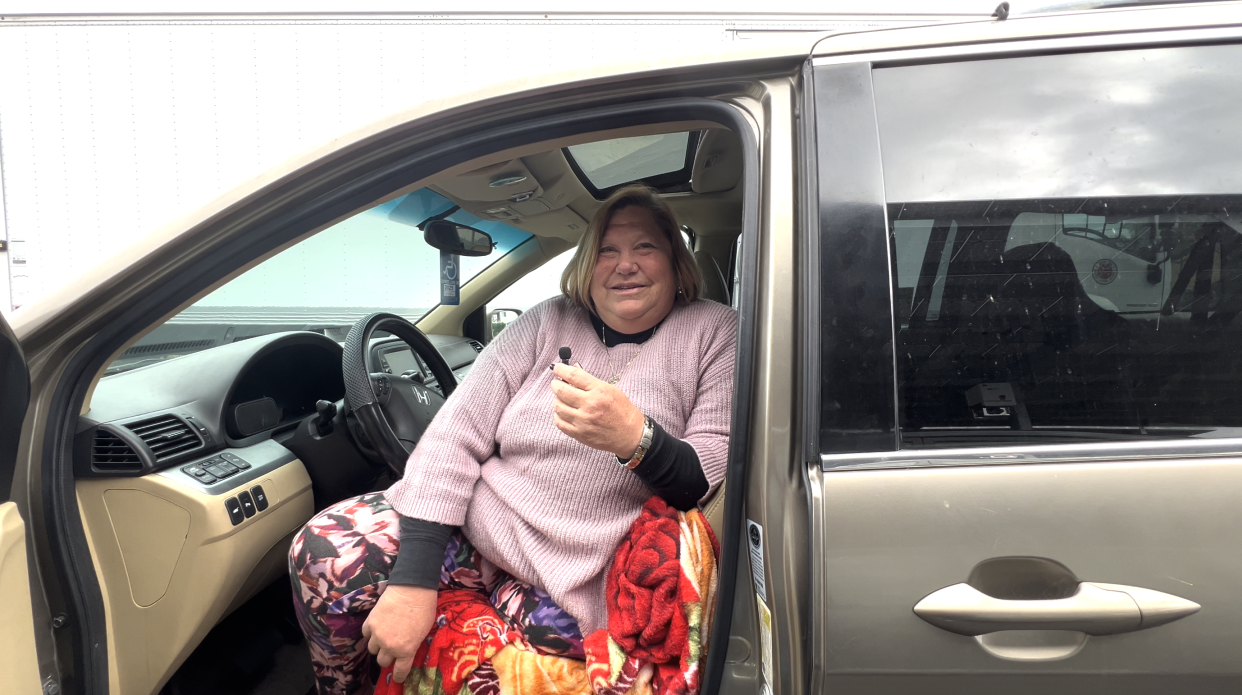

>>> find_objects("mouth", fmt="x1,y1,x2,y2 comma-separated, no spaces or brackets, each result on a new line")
609,282,647,293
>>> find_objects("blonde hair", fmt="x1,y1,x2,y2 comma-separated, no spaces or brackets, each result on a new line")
560,184,702,312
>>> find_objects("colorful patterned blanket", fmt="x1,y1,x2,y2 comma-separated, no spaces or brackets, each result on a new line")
376,497,719,695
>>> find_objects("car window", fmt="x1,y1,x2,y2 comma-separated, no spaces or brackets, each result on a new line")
874,43,1242,448
567,133,691,189
563,130,701,198
105,188,532,375
489,248,575,314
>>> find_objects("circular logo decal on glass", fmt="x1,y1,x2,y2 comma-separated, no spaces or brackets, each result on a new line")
1092,259,1118,285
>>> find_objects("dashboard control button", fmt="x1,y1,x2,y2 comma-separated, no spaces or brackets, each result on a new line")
251,485,269,511
182,465,218,484
204,464,231,478
237,491,257,518
216,461,238,474
225,498,244,525
219,452,250,469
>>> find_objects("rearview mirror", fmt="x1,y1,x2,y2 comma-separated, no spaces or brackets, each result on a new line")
423,220,494,257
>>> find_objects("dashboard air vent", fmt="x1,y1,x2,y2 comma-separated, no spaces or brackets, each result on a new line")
127,415,203,462
91,430,143,472
468,339,484,354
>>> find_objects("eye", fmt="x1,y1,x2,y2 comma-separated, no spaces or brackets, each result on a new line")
599,245,619,256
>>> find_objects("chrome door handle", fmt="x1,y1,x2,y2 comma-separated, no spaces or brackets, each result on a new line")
914,582,1200,636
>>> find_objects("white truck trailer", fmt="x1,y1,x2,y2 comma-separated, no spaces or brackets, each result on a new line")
0,9,981,317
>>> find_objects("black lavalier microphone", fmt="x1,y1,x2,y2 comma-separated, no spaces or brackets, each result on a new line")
558,346,572,365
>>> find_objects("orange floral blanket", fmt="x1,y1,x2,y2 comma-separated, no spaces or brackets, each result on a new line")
375,497,719,695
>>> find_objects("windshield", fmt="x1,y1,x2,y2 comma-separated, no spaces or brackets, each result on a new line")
106,188,532,375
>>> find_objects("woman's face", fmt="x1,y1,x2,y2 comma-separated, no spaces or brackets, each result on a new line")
590,206,678,334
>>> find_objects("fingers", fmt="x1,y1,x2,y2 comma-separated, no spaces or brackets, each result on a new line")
549,378,586,408
551,363,600,390
393,655,415,684
552,399,575,423
362,620,378,656
552,408,576,436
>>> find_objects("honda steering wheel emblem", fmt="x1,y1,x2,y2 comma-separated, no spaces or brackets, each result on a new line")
1093,258,1118,285
412,385,430,405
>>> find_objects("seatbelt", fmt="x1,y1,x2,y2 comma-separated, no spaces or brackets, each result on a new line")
1163,217,1242,325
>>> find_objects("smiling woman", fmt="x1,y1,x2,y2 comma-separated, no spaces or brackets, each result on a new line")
289,184,737,694
561,184,702,335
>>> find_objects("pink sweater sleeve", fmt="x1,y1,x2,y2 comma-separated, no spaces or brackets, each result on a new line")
683,305,738,494
383,301,546,525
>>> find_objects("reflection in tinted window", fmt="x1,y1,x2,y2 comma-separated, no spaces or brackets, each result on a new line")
874,44,1242,201
893,196,1242,447
875,44,1242,448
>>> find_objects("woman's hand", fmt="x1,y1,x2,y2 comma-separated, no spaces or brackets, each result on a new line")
550,364,644,459
361,584,438,684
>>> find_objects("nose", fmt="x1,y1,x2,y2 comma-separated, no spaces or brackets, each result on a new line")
615,250,640,273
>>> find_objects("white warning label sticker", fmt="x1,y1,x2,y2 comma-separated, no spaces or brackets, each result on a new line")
747,519,767,601
757,596,774,689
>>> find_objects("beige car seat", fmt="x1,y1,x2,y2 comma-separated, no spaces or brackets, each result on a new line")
701,480,727,535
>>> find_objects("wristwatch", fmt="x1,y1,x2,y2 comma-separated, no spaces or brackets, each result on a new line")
619,414,654,470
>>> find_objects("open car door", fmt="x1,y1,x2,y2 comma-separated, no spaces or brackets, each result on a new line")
0,313,44,693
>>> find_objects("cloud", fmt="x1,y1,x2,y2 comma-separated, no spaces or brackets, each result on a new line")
875,43,1242,202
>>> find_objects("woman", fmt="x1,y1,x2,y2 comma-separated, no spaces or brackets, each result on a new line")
290,184,737,695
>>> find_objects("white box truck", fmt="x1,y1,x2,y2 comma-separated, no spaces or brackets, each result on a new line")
0,8,977,317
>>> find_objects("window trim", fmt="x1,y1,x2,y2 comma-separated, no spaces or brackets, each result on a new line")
822,436,1242,471
43,96,761,695
808,60,900,457
812,25,1242,71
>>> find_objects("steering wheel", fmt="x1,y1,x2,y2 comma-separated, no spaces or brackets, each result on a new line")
342,313,458,476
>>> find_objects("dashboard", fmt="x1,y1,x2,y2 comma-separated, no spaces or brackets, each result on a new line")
372,334,482,390
76,330,484,499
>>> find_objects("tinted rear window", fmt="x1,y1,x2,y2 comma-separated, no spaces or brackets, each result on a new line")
874,43,1242,448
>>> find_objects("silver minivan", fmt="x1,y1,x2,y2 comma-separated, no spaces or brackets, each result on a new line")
5,3,1242,694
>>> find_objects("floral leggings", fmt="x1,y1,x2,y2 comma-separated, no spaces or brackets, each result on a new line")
289,492,586,695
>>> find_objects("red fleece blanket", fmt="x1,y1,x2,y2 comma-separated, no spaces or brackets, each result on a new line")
377,497,719,695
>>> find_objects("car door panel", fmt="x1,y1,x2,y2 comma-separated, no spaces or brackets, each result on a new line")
809,28,1242,695
75,458,313,695
0,501,44,694
0,313,43,693
817,461,1242,684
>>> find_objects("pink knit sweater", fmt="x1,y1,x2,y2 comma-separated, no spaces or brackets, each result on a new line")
385,296,736,634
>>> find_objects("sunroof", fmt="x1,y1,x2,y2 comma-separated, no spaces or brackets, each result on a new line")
565,132,699,197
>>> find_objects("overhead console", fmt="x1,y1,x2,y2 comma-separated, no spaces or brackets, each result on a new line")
433,150,590,242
